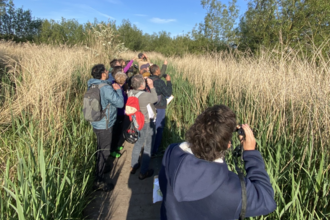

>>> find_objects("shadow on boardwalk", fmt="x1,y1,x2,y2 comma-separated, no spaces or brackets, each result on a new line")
84,142,162,220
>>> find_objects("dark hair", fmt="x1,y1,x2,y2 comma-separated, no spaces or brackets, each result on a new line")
111,66,123,78
118,59,125,65
131,74,145,90
138,53,144,59
110,59,118,68
186,105,236,161
91,64,106,79
150,64,159,75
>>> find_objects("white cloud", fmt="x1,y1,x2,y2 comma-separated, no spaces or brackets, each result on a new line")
134,14,147,17
150,18,176,24
73,4,115,20
96,11,114,19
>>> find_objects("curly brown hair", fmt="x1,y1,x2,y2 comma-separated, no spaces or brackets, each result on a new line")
186,105,236,161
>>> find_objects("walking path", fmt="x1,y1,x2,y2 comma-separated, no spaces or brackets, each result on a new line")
84,142,162,220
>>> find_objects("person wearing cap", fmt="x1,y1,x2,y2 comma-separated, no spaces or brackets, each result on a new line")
137,53,152,70
141,70,152,92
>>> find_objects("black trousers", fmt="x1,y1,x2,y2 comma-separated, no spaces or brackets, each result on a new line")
111,115,130,152
93,126,113,182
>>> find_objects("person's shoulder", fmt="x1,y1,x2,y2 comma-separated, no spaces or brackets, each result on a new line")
156,79,166,86
138,90,148,97
99,82,114,92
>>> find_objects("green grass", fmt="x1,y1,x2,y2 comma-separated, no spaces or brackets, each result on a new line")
0,69,96,220
160,62,330,219
1,58,329,219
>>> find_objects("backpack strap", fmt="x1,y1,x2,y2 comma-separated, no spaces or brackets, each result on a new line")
128,90,144,98
97,83,111,130
98,83,108,89
238,167,247,219
135,91,144,98
233,146,247,220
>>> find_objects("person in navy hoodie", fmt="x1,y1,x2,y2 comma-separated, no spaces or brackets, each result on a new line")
159,105,276,220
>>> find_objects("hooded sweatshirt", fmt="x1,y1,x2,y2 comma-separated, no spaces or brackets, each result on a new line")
87,78,124,129
159,142,277,220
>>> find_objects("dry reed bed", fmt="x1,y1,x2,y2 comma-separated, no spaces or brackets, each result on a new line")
123,50,330,148
0,41,107,133
1,43,328,148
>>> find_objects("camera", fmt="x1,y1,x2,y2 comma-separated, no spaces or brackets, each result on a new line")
161,73,168,78
236,126,245,137
233,125,245,158
232,144,242,158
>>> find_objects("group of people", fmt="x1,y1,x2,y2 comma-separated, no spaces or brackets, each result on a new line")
87,53,172,191
86,53,277,219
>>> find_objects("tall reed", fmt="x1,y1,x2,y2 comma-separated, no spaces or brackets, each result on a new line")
0,26,125,219
122,49,330,219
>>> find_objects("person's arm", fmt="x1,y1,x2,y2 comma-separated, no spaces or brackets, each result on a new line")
235,124,276,218
143,53,151,64
236,151,277,218
158,78,172,97
160,60,167,76
149,87,159,103
103,84,124,108
123,59,135,73
146,78,158,103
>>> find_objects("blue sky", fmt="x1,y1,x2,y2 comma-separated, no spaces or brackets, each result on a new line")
13,0,249,37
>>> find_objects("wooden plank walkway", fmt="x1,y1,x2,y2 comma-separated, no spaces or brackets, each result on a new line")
84,142,162,220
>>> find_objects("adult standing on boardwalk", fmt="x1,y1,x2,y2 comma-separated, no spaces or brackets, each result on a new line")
87,64,124,191
137,52,152,71
129,74,158,180
149,60,172,156
159,105,276,220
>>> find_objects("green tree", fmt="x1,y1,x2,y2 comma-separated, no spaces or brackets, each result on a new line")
195,0,239,49
117,19,146,51
238,0,330,54
37,18,86,45
0,0,7,34
0,0,41,41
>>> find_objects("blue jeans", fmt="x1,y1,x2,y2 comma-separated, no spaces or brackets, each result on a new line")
152,108,166,155
131,121,155,175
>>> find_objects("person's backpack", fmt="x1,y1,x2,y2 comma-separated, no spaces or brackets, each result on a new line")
83,83,110,123
123,91,145,143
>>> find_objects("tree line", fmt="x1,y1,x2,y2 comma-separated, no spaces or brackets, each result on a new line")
1,0,329,56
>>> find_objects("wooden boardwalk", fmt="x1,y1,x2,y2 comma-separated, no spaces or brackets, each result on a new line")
84,142,162,220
